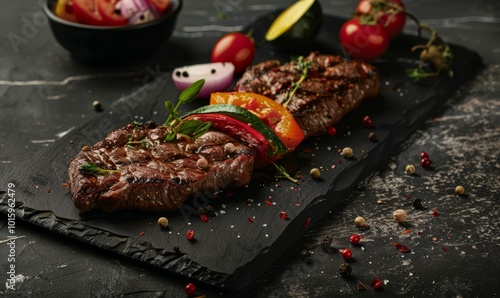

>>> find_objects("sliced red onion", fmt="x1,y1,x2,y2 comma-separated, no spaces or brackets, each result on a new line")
172,62,235,98
115,0,159,25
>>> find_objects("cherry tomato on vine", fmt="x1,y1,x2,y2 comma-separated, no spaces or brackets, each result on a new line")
211,32,255,73
355,0,406,38
339,19,390,61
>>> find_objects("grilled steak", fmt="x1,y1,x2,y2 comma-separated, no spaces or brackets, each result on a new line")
68,52,380,213
235,51,380,137
68,125,254,213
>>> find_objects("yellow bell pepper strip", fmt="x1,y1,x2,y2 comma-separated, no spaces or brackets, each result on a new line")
210,92,305,153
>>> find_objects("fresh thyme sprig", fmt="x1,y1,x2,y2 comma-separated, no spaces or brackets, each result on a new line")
127,139,155,150
273,162,299,184
80,163,119,176
282,56,312,108
126,120,142,149
164,79,211,142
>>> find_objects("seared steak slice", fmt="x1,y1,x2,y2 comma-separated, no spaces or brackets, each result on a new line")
69,52,381,213
235,51,380,137
68,125,254,213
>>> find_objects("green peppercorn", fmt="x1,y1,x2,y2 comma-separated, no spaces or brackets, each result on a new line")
157,217,169,228
310,168,321,179
405,164,416,175
455,185,465,196
341,147,354,158
393,209,408,223
354,216,366,227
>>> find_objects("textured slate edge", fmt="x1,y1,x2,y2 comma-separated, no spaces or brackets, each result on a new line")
0,17,484,291
0,194,231,287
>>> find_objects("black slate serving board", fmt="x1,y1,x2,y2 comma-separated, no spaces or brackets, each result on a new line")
0,13,482,290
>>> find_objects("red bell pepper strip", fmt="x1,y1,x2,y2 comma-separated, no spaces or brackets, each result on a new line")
184,113,272,168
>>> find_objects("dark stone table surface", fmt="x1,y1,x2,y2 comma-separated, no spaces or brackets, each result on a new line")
1,0,499,297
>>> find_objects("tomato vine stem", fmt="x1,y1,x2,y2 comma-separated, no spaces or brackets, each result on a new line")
360,0,454,81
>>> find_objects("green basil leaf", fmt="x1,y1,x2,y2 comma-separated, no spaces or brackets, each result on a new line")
176,119,205,135
179,79,205,104
165,131,177,142
165,101,175,114
192,121,212,139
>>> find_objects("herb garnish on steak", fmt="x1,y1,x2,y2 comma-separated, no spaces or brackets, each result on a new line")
235,51,380,137
68,127,254,213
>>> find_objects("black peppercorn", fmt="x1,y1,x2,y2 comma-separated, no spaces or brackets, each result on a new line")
413,198,423,209
173,246,180,253
300,249,312,258
368,132,378,142
144,120,157,129
198,205,215,217
92,100,103,112
338,263,352,277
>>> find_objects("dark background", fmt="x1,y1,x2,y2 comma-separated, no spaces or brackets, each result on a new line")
1,0,499,297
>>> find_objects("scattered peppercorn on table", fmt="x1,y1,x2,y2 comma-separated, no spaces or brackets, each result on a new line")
1,1,499,296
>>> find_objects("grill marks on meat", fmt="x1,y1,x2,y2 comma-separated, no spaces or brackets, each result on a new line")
69,52,381,214
235,52,380,137
68,126,254,213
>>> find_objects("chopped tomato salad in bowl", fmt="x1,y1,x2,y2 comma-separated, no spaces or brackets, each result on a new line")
43,0,182,64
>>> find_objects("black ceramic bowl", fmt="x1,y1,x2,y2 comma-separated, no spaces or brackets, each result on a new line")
43,0,183,65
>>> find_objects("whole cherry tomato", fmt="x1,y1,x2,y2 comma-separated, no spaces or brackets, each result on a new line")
339,19,390,61
72,0,105,26
97,0,128,26
148,0,170,14
211,32,255,73
355,0,406,38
